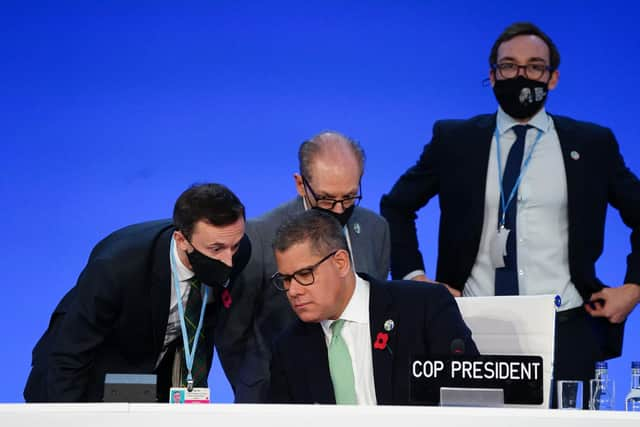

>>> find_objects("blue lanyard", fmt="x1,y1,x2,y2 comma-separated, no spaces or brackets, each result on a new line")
169,238,208,390
495,127,544,228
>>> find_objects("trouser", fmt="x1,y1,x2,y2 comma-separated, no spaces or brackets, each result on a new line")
551,307,605,409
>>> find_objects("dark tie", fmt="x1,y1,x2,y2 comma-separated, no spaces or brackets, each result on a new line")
495,125,530,296
182,278,208,387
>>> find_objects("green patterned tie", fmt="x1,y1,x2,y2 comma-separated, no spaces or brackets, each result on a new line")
182,278,208,387
328,319,357,404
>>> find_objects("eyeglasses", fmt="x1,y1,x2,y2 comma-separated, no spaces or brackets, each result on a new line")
491,62,553,80
302,175,362,210
271,250,338,291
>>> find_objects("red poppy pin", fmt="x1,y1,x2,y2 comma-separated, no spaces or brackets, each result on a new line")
221,289,232,309
373,332,389,350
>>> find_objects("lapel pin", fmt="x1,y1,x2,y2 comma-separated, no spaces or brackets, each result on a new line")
221,288,232,309
570,150,580,160
353,222,361,235
374,332,389,350
383,319,395,332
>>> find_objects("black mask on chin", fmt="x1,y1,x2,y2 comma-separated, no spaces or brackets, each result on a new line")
312,204,355,227
186,246,232,288
493,76,548,119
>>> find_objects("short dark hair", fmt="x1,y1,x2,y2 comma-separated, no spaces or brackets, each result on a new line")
173,183,245,240
273,210,348,256
298,131,366,182
489,22,560,71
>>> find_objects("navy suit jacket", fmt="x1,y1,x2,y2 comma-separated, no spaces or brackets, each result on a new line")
24,220,250,402
216,197,390,402
268,273,479,405
380,113,640,358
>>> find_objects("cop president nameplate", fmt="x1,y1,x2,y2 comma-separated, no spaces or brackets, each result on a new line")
410,355,543,405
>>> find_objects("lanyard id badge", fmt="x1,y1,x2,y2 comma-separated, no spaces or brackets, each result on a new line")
489,227,510,268
169,386,211,404
169,238,209,392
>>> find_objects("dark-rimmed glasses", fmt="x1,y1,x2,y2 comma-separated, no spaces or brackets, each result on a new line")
491,62,552,80
271,250,338,291
302,175,362,210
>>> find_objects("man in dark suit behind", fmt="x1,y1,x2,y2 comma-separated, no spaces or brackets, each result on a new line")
380,22,640,407
218,131,390,402
24,183,250,402
268,210,478,405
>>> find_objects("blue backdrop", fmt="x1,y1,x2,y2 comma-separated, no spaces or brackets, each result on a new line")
1,1,638,408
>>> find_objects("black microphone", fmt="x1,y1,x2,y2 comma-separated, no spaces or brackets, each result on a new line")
450,338,465,356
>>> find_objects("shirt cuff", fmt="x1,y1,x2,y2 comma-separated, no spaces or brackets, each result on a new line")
403,270,426,281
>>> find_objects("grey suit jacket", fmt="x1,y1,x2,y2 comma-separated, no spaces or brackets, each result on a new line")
216,197,390,402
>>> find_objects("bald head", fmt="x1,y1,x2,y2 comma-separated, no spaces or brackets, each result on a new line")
298,131,365,183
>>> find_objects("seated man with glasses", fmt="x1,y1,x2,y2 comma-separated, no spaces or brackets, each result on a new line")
217,131,391,402
268,209,478,404
380,21,640,408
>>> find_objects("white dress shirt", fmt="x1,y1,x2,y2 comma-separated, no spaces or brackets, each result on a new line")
464,107,583,310
321,274,377,405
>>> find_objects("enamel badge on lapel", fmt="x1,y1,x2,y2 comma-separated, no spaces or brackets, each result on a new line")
375,319,394,352
570,150,580,160
353,222,361,235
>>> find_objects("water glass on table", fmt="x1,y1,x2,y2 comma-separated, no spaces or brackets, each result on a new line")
557,380,583,409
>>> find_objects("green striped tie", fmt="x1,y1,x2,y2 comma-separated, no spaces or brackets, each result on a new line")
328,319,357,404
182,278,208,387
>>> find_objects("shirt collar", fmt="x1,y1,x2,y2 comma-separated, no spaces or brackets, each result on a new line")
171,235,195,282
321,273,370,334
496,106,551,135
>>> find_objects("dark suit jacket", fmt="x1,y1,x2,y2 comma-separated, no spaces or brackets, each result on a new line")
215,197,391,403
268,273,479,405
24,219,250,402
380,113,640,358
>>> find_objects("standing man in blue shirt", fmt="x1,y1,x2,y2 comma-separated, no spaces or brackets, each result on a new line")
380,22,640,407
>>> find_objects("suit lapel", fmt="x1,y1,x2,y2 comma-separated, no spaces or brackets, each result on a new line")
367,276,397,405
468,114,497,237
150,227,174,358
299,322,336,404
552,115,583,246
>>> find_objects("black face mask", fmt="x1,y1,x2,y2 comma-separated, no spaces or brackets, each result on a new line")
493,76,548,119
186,246,232,288
312,204,355,227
